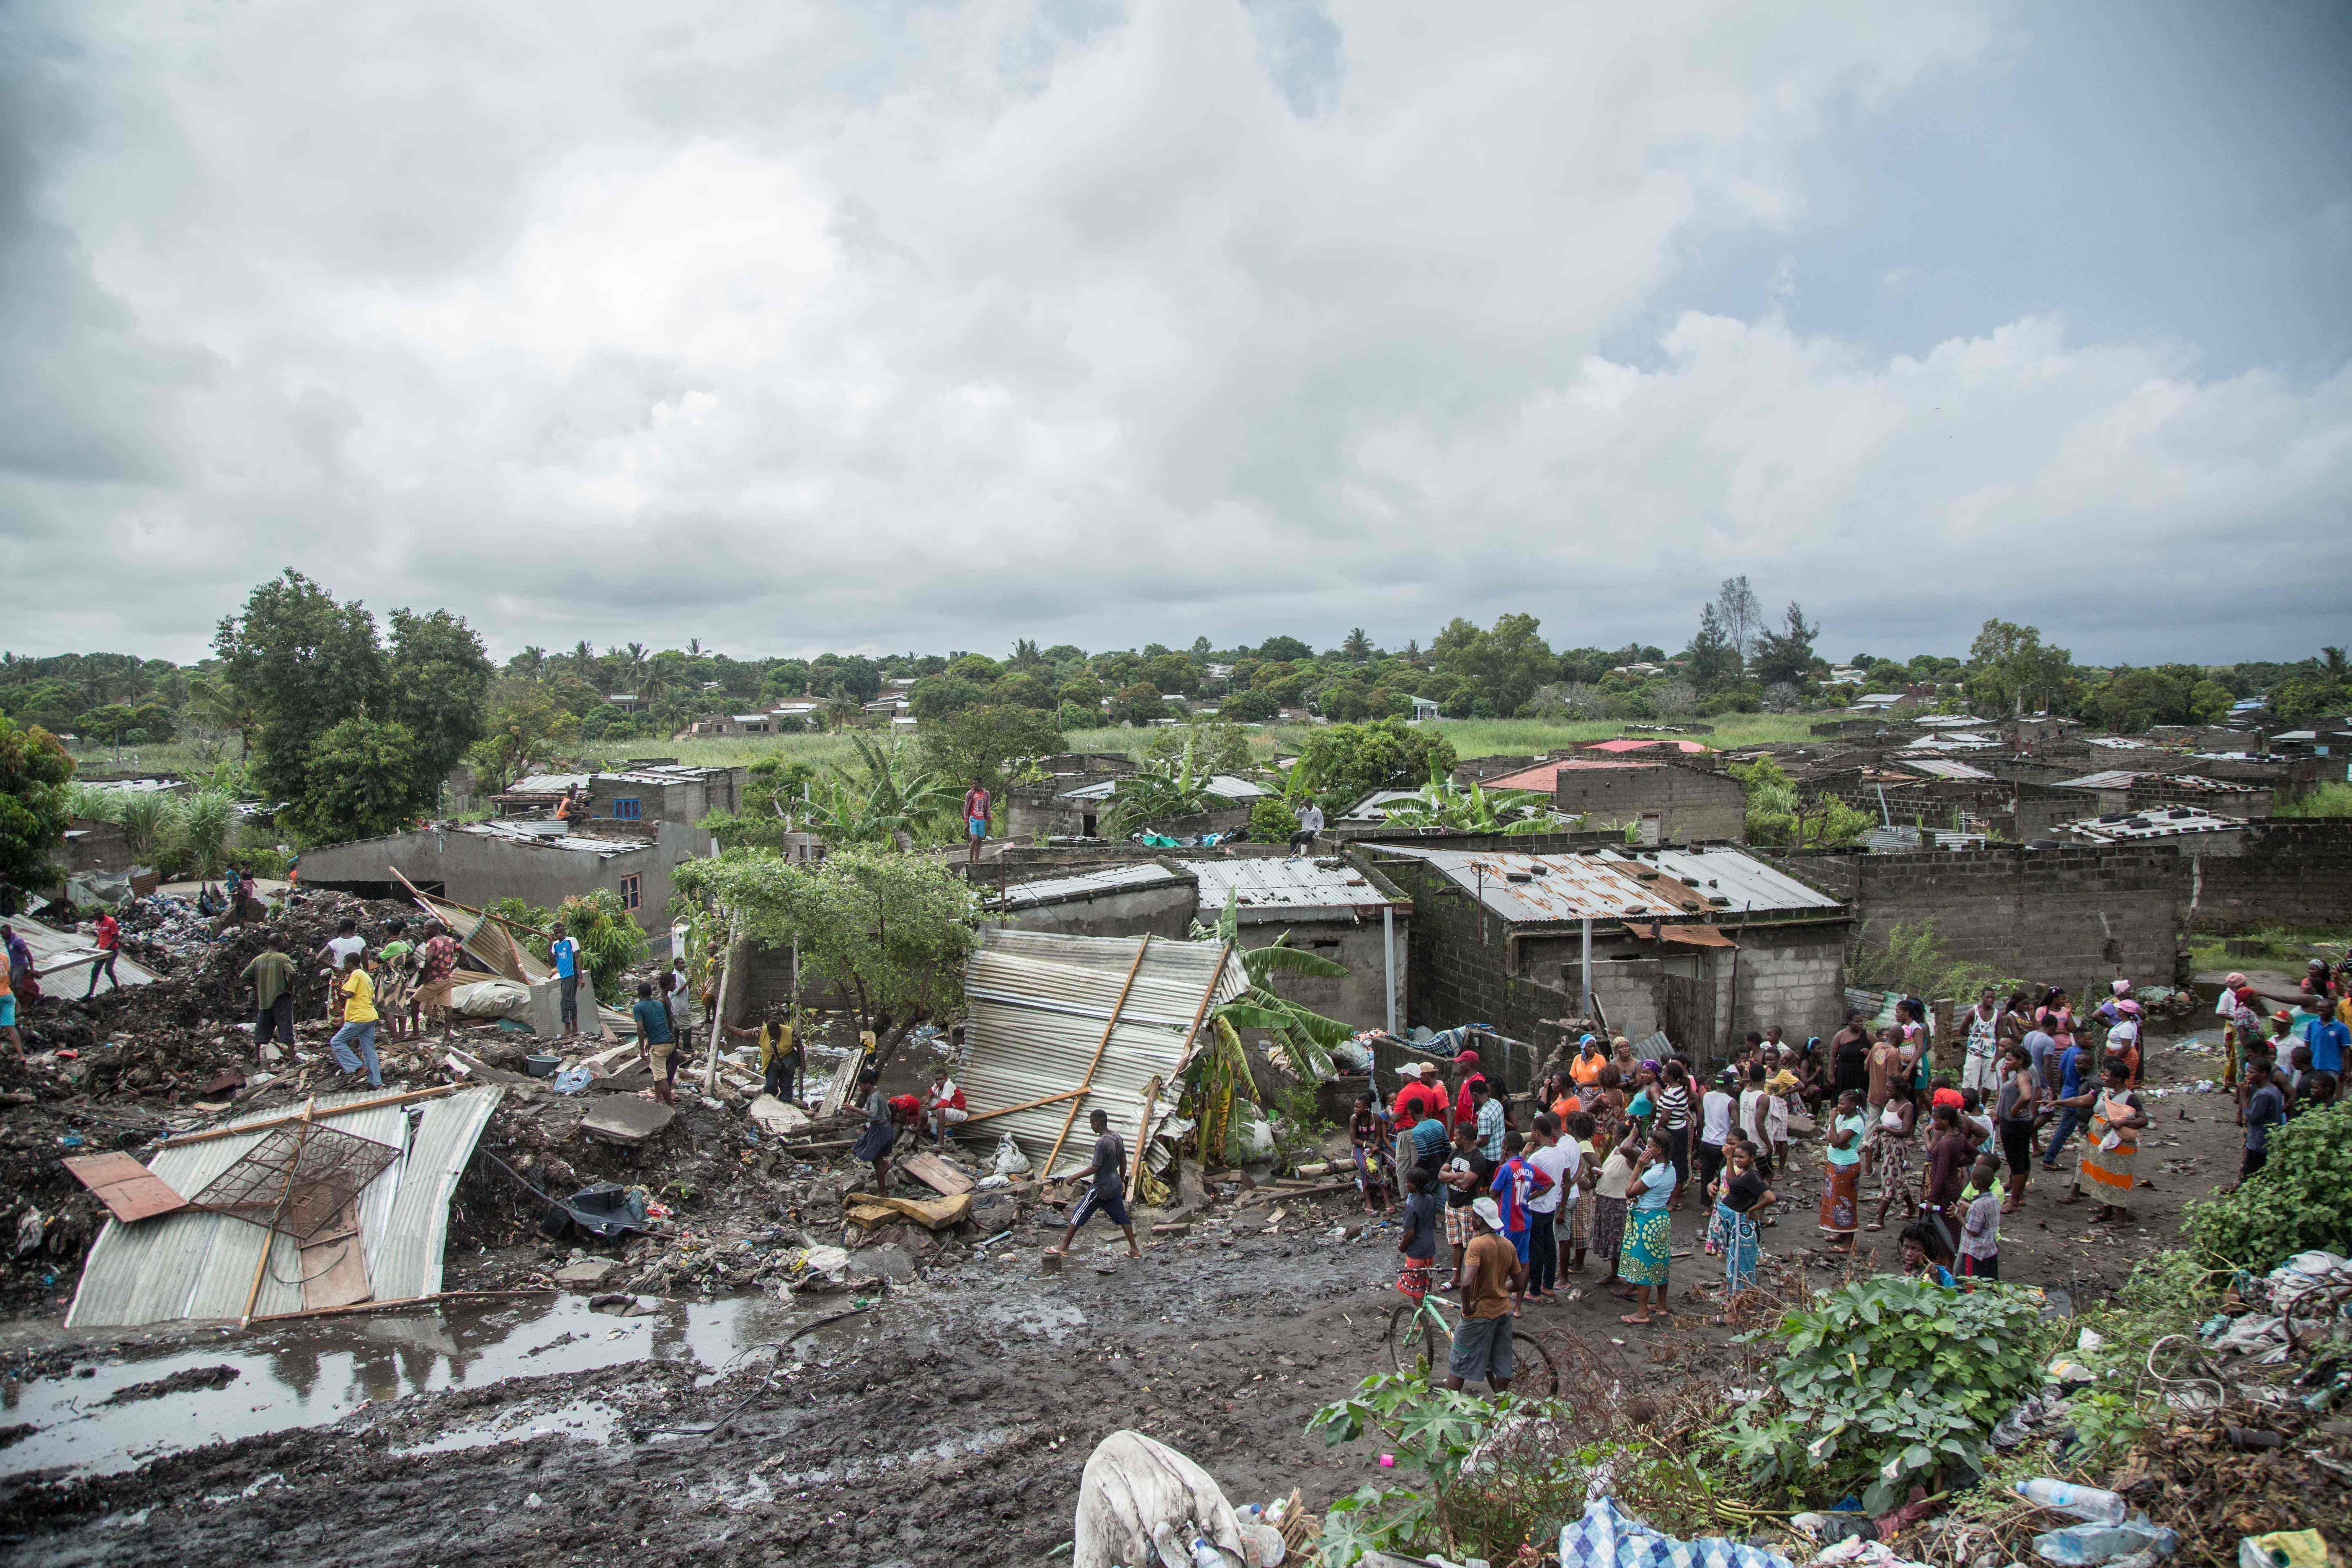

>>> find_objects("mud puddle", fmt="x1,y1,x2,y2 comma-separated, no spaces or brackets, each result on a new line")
2,1281,1089,1481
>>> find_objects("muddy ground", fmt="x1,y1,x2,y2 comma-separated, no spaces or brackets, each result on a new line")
0,1031,2245,1567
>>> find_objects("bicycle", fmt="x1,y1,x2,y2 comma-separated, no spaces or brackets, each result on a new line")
1383,1291,1559,1396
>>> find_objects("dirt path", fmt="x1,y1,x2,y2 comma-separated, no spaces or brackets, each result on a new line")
0,1035,2244,1566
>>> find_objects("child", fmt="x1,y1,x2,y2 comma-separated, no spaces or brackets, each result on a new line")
1593,1122,1640,1298
1562,1110,1598,1274
1350,1091,1390,1213
1900,1220,1958,1288
1396,1167,1440,1301
1956,1153,2003,1282
1488,1130,1551,1310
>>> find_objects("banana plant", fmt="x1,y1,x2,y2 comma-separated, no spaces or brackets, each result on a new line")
1374,771,1559,834
1200,891,1355,1080
1098,737,1217,837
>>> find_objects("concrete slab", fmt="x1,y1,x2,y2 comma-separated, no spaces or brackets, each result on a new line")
580,1096,676,1145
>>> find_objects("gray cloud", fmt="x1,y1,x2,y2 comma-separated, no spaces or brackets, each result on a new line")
2,0,2345,668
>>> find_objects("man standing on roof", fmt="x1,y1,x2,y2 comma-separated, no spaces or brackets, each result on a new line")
414,920,463,1043
548,920,581,1038
963,777,991,866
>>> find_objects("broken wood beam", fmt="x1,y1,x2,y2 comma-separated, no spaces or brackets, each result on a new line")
157,1085,454,1147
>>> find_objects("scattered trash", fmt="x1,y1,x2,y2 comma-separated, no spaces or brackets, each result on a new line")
2237,1530,2328,1568
1557,1496,1793,1568
1071,1431,1282,1568
2014,1480,2128,1526
2031,1517,2177,1566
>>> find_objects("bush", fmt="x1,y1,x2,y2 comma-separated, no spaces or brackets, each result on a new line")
1222,688,1277,721
1246,797,1294,842
2184,1102,2352,1272
1721,1276,2051,1512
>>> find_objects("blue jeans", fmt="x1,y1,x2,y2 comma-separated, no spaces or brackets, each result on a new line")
2041,1107,2084,1166
331,1020,381,1087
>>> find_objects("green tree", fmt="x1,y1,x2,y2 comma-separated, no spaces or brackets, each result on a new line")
81,704,139,759
1114,682,1169,726
2270,670,2352,726
991,671,1055,710
919,704,1064,796
385,607,492,791
1141,714,1253,775
0,715,74,886
1964,619,2076,717
470,682,583,786
676,844,976,1051
1258,635,1314,663
168,788,239,880
1223,689,1278,721
1340,627,1373,662
294,717,421,842
555,888,648,996
909,674,988,722
214,569,388,807
1439,612,1553,716
1750,601,1819,690
1296,718,1458,810
1144,653,1197,695
806,733,958,846
1685,605,1742,694
1713,574,1764,662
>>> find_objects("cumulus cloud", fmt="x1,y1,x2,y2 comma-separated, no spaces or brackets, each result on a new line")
1,0,2343,663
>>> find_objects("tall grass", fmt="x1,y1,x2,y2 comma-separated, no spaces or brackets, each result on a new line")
2280,780,2352,818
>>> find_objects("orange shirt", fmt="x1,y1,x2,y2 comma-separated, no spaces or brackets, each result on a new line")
1570,1053,1603,1087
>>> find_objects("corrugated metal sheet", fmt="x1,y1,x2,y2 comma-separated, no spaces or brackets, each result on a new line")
1892,757,1998,781
989,862,1187,909
1055,775,1267,803
1372,844,1843,925
13,913,162,988
959,931,1245,1180
2057,807,2242,842
1190,858,1406,918
64,1087,503,1330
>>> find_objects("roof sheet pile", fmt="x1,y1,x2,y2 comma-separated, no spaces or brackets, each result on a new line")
959,930,1246,1180
64,1086,505,1330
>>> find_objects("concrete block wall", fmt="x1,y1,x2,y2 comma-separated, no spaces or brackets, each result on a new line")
2188,820,2352,933
1552,764,1746,842
1382,855,1577,1047
1768,844,2185,986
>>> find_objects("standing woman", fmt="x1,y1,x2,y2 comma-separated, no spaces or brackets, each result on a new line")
1617,1131,1677,1325
1710,1139,1771,1316
851,1068,898,1195
1994,1042,2039,1211
1819,1090,1867,1252
1657,1061,1694,1209
1591,1121,1639,1295
2060,1061,2149,1223
1590,1063,1626,1147
1562,1111,1597,1274
1866,1080,1920,1232
2036,987,2076,1094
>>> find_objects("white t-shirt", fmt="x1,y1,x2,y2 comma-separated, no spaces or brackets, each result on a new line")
1700,1089,1735,1146
2107,1019,2140,1056
1526,1142,1573,1214
326,934,365,967
1738,1088,1771,1146
1768,1091,1791,1140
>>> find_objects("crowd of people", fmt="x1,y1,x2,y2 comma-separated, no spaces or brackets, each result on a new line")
1354,969,2351,1389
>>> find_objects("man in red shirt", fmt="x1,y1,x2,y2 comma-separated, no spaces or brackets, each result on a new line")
1393,1062,1448,1128
413,921,465,1042
1452,1050,1490,1126
962,779,991,865
82,912,121,998
923,1066,969,1148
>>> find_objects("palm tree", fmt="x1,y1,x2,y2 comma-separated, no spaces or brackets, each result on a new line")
517,646,548,680
1341,627,1372,663
1099,739,1218,837
571,640,595,677
2322,647,2347,680
688,637,703,657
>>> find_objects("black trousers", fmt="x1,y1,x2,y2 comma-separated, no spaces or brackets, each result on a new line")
85,951,118,994
1289,831,1319,851
255,994,295,1046
1694,1140,1725,1198
764,1054,797,1101
1527,1209,1558,1294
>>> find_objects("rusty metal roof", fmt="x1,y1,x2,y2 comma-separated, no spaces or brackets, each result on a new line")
1190,857,1409,920
1370,844,1844,925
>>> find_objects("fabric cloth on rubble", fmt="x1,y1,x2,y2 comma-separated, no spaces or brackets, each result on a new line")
1559,1496,1793,1568
1071,1430,1274,1568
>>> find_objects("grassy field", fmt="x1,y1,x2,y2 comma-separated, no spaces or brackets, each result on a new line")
2185,922,2351,976
71,712,1824,786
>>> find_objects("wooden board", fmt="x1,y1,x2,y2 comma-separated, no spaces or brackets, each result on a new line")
60,1152,186,1223
900,1152,974,1198
844,1191,973,1231
299,1201,372,1312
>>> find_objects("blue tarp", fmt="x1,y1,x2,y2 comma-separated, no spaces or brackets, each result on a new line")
1560,1498,1795,1568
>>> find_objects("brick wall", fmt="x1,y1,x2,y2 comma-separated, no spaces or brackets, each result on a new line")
2188,820,2352,932
1767,844,2186,987
1804,773,2081,841
1552,764,1746,842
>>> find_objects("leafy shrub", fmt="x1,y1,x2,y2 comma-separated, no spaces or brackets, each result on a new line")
1245,796,1294,842
1721,1276,2052,1512
2184,1103,2352,1272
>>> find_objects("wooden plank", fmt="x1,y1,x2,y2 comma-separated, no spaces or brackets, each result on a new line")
844,1191,973,1231
900,1152,973,1198
298,1200,372,1312
61,1152,186,1223
158,1086,454,1148
1125,1075,1161,1205
961,1087,1086,1125
1043,936,1151,1179
239,1098,314,1330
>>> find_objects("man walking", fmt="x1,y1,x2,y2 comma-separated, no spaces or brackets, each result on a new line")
1046,1108,1142,1260
83,910,122,998
548,920,581,1037
329,953,383,1088
243,939,296,1053
962,777,991,866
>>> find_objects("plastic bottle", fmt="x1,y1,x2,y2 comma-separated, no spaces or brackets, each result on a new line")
1192,1537,1229,1568
2032,1521,2177,1566
2013,1479,2128,1526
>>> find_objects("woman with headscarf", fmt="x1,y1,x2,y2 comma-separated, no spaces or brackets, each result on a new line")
2219,971,2261,1093
2060,1060,2148,1223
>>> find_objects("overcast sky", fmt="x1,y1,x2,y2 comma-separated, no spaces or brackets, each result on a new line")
4,0,2348,668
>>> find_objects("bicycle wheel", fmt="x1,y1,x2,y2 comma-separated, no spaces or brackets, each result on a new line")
1508,1331,1559,1396
1387,1300,1448,1379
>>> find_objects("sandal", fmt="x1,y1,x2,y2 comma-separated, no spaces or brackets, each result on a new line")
1864,1222,1884,1232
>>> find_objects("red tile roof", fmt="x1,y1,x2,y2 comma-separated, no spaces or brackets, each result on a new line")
1483,759,1664,791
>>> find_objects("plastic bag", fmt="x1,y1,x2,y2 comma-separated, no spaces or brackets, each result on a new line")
990,1133,1032,1177
2033,1517,2176,1565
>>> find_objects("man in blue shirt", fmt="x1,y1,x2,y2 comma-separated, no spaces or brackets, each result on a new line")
2039,1038,2088,1169
633,980,676,1105
2308,1011,2347,1078
549,920,581,1037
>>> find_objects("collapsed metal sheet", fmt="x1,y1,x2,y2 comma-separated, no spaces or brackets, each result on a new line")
958,930,1245,1180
